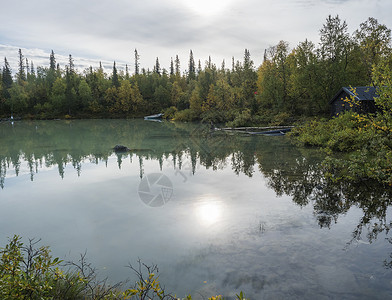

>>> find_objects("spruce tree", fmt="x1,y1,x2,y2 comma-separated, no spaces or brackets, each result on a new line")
112,61,120,87
134,49,140,75
30,61,35,76
175,55,180,75
154,57,161,75
50,50,56,70
2,57,13,100
17,49,26,84
125,64,130,79
243,49,253,70
188,50,195,80
25,58,29,75
170,57,174,76
2,58,13,89
221,59,225,72
47,50,58,88
68,54,74,74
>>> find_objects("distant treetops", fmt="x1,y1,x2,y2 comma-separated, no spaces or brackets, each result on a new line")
0,15,391,125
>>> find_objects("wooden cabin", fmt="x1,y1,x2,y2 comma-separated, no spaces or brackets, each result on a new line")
329,86,378,117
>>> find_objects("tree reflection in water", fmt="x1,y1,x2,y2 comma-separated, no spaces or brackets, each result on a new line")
1,119,392,265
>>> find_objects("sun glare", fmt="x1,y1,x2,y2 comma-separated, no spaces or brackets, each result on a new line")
196,199,223,226
183,0,233,16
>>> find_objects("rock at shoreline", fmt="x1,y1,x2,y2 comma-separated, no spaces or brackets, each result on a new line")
113,145,130,152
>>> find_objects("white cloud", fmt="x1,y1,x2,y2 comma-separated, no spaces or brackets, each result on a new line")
1,0,391,74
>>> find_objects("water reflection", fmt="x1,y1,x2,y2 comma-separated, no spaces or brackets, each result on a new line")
195,197,224,227
1,120,391,234
1,119,392,297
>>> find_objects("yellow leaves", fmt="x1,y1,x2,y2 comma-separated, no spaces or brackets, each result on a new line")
208,296,223,300
54,268,65,280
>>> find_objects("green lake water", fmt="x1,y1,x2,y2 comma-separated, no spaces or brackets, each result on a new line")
0,119,391,299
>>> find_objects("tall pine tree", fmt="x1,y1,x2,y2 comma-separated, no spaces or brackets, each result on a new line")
188,50,195,80
2,58,13,93
175,55,180,76
154,57,161,75
17,49,26,84
50,50,56,70
134,49,140,75
112,61,120,87
170,57,174,76
68,54,75,74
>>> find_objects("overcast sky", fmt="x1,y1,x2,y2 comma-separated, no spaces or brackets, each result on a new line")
1,0,391,74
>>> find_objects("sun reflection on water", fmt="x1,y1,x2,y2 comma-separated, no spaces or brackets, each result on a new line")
195,197,224,227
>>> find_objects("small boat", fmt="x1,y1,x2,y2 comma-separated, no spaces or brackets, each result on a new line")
144,113,163,120
248,128,291,136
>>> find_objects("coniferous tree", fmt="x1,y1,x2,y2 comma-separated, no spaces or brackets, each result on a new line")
17,49,26,84
244,49,252,70
68,54,75,74
30,61,35,76
206,56,212,69
197,60,202,74
221,59,225,72
2,58,13,115
47,51,58,88
2,58,13,92
64,67,73,114
112,61,120,87
50,50,56,70
134,49,140,75
175,55,180,76
188,50,196,80
125,64,130,80
263,49,267,62
170,57,174,76
154,57,161,75
25,58,29,75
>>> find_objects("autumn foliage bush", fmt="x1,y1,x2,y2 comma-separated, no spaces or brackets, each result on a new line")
291,60,392,186
0,235,248,300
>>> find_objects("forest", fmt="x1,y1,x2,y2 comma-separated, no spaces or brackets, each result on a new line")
1,15,391,126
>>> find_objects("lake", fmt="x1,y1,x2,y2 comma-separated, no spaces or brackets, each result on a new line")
1,119,392,299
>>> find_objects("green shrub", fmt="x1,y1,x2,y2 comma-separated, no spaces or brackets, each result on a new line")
163,106,178,120
0,235,62,299
201,109,231,124
174,109,200,122
269,112,292,126
291,110,392,186
225,109,253,128
1,236,249,299
290,111,370,152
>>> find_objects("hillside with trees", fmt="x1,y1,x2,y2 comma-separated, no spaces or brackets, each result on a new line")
0,15,391,127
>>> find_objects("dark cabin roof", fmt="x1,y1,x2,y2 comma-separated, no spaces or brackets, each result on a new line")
329,86,378,104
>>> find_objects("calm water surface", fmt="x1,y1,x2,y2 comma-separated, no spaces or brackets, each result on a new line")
1,119,392,299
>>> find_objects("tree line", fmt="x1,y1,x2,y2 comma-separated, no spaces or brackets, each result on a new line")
1,15,391,125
